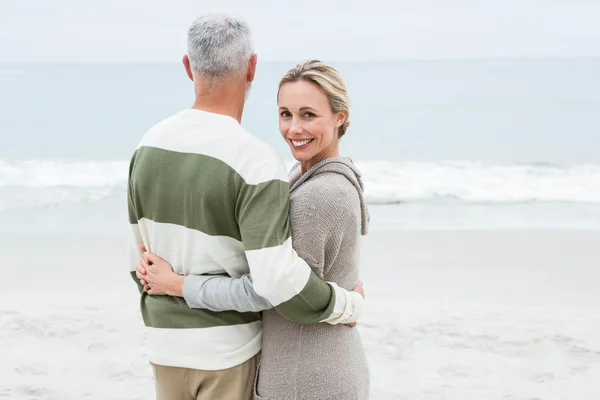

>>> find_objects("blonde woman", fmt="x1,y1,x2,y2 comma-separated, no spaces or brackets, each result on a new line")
137,60,370,399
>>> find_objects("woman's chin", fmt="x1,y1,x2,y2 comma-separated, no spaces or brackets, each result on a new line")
289,149,313,162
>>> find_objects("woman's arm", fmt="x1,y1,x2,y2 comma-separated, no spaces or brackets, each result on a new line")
183,273,273,312
136,254,272,312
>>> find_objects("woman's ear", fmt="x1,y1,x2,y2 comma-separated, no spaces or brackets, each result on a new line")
335,111,347,128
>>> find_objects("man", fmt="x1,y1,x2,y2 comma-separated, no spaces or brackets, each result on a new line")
127,12,364,400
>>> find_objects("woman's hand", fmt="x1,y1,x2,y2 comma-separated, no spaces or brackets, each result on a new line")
136,246,184,297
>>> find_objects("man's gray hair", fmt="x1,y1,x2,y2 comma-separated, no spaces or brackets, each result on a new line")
187,12,254,79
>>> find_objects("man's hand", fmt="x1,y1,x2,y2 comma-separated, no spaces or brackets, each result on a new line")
352,280,364,298
347,280,364,328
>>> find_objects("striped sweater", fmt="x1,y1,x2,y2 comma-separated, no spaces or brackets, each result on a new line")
126,109,363,371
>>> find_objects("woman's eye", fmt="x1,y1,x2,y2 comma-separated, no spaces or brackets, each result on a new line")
280,111,291,117
303,112,315,118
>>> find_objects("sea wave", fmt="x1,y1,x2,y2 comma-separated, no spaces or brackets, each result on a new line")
0,69,24,82
0,160,127,188
0,69,24,75
0,160,127,210
0,159,599,210
358,160,600,204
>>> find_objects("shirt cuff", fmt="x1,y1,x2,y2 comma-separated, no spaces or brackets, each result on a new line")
322,282,365,325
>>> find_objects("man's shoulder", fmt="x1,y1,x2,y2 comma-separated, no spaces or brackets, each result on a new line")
231,127,289,185
140,110,272,155
136,111,288,185
235,127,281,161
133,110,189,149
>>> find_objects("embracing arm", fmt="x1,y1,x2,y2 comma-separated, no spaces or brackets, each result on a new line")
139,159,363,324
231,160,363,325
180,175,360,315
182,273,272,312
135,250,272,312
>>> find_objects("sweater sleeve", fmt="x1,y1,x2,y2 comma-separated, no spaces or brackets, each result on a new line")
233,159,363,325
182,273,273,312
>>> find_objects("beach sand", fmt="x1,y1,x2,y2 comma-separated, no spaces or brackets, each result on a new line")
1,229,599,399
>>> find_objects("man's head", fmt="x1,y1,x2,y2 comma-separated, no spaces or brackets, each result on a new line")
183,12,256,97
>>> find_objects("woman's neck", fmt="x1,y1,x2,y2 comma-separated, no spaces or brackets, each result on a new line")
300,146,339,175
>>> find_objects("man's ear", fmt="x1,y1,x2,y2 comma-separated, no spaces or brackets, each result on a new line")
182,54,194,81
247,54,258,83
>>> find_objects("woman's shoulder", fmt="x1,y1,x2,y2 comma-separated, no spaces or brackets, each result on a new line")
300,172,361,214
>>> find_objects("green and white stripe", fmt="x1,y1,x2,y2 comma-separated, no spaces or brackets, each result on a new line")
145,322,263,371
127,109,343,370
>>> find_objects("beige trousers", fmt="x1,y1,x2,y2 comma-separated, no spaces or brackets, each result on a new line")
151,354,260,400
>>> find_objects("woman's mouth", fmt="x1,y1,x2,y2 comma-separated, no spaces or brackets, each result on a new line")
290,138,314,149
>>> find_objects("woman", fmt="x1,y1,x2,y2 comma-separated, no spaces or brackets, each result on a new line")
137,60,370,399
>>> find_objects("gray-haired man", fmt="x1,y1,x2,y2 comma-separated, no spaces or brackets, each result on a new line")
127,12,364,400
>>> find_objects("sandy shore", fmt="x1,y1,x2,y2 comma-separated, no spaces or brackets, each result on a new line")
1,229,599,399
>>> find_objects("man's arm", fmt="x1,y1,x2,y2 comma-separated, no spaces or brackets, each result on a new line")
234,159,363,325
179,179,360,316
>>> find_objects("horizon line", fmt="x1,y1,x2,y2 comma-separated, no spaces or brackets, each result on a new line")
1,55,600,65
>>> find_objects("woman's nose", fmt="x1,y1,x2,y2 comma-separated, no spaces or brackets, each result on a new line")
289,119,303,135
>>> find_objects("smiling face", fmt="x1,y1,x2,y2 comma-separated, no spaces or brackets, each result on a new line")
278,80,345,165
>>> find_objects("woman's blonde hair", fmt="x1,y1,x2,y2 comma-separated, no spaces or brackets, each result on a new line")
278,60,350,139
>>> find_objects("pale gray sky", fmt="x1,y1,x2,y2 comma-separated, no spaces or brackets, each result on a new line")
1,0,599,63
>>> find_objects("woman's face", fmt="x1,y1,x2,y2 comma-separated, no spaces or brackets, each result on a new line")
278,80,344,163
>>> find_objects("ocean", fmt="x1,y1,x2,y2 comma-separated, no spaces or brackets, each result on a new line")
2,59,600,399
1,58,599,230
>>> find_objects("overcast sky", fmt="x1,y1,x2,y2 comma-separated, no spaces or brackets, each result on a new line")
1,0,599,63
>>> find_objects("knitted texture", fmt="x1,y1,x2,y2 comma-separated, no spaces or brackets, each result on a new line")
255,157,370,400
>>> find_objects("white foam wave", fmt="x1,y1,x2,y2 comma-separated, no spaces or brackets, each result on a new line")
0,160,128,188
0,69,24,82
0,69,23,75
1,159,599,210
359,160,600,204
0,160,128,210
